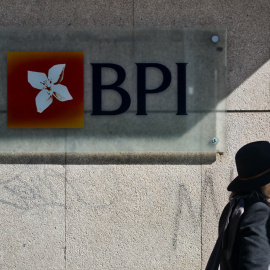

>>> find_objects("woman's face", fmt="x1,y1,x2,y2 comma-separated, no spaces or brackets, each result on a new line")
263,183,270,197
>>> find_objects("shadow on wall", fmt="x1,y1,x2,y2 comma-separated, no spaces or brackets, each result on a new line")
0,152,217,165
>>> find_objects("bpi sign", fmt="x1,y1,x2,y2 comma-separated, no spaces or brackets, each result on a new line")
4,28,226,153
91,63,187,116
8,51,187,128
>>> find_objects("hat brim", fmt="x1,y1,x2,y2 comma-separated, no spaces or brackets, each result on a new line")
227,170,270,192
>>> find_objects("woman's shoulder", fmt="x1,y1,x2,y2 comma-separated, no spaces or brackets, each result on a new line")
218,198,270,232
243,198,270,214
237,198,270,233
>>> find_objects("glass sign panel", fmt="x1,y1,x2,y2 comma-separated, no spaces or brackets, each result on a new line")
0,28,226,152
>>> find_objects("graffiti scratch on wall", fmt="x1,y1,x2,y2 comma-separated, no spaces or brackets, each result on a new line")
0,167,119,212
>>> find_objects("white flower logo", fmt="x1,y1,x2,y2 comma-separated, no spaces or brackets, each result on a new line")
28,64,73,113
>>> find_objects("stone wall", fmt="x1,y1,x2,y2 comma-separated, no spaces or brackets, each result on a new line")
0,1,269,269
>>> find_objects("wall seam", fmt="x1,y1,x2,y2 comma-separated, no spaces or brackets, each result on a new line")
226,110,270,112
200,153,203,270
133,0,135,28
64,130,67,270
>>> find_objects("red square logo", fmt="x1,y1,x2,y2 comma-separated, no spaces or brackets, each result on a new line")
8,51,84,128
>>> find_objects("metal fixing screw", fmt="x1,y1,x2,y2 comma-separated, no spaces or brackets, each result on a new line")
211,137,219,145
211,35,219,43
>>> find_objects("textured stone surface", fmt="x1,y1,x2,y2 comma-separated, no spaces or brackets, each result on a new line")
0,0,133,27
227,60,270,110
66,165,201,269
134,0,270,110
0,165,65,269
202,112,270,269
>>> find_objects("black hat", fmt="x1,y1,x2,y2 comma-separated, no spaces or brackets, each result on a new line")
227,141,270,192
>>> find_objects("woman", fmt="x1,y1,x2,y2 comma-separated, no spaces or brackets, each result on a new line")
206,141,270,270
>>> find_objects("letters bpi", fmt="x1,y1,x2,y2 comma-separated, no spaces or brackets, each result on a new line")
91,63,187,115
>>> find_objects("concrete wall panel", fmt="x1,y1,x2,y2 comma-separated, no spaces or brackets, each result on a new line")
0,0,133,27
0,165,65,269
227,60,270,110
66,165,201,270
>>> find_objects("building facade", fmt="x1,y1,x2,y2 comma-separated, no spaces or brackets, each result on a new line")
0,1,269,269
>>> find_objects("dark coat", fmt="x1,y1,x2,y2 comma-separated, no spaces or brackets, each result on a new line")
219,198,270,270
